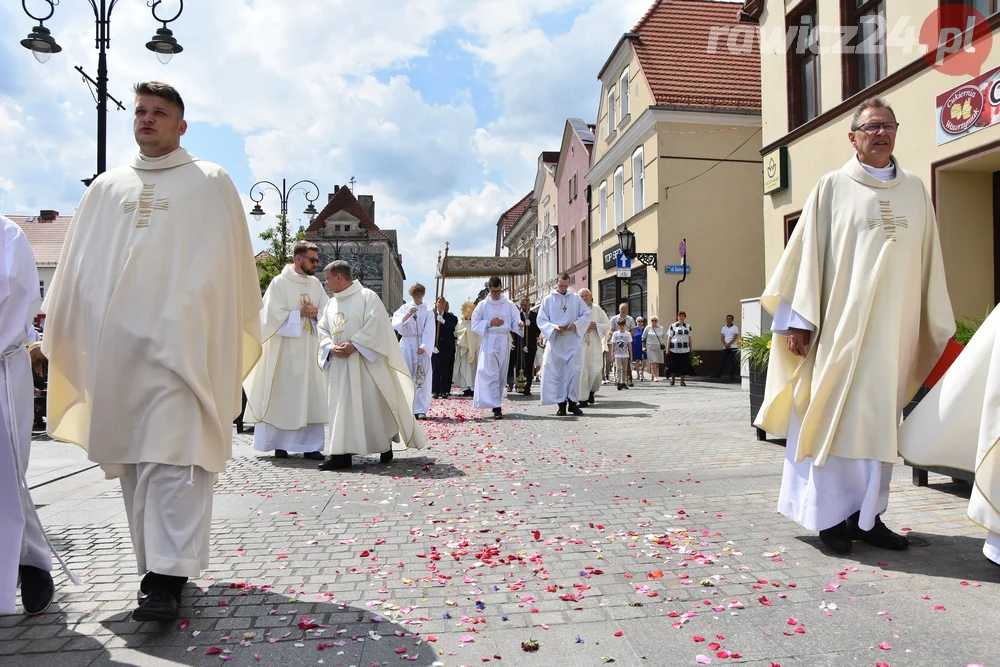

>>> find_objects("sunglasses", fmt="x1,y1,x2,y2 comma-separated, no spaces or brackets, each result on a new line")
303,256,320,264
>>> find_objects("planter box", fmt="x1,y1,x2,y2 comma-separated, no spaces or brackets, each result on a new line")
902,385,974,486
749,366,768,442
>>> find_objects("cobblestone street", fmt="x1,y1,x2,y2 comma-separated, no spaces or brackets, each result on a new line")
6,381,997,667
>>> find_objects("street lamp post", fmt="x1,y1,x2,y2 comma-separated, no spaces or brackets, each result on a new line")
249,178,320,267
19,1,186,183
616,221,658,316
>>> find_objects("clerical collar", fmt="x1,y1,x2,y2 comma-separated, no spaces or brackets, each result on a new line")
138,147,182,162
860,160,896,182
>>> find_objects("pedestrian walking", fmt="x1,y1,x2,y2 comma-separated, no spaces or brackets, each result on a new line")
610,319,632,390
642,316,666,382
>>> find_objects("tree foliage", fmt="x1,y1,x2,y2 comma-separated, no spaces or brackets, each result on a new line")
256,214,305,293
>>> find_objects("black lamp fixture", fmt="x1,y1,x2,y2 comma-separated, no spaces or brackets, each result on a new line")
248,177,321,266
20,24,61,63
617,222,636,259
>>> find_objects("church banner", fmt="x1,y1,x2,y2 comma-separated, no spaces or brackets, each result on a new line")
936,65,1000,145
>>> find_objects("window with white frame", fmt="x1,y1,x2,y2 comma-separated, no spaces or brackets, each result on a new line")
619,67,629,121
607,87,616,135
613,166,624,227
599,181,608,236
631,146,644,215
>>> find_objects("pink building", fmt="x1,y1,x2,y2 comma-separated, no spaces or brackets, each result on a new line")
554,119,595,294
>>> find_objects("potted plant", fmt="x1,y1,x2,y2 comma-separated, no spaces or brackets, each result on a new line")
739,331,772,441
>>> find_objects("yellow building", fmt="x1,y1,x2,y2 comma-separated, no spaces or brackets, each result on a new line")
587,0,765,364
745,0,1000,320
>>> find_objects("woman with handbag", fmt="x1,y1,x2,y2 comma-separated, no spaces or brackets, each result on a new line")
642,316,666,382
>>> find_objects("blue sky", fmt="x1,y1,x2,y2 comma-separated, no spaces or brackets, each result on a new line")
0,0,693,306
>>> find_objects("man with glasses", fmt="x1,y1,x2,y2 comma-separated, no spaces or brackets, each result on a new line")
243,241,329,461
755,97,954,556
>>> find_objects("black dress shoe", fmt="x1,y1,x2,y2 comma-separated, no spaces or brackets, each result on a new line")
818,520,852,554
852,514,909,550
303,451,325,461
493,408,503,420
319,455,353,470
18,565,54,616
463,389,474,397
380,450,394,464
589,392,595,404
274,449,288,459
133,589,180,622
568,401,584,416
556,403,567,416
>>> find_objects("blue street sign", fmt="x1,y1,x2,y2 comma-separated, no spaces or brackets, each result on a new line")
664,265,691,274
616,254,632,270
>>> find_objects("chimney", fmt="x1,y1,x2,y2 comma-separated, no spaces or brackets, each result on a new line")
39,210,59,222
358,194,375,223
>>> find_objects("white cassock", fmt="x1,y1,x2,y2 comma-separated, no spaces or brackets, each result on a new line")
318,281,426,454
755,157,954,532
453,318,480,391
0,217,65,614
392,302,435,415
243,265,329,453
579,304,612,401
471,295,522,410
537,289,591,406
41,148,263,577
898,308,1000,563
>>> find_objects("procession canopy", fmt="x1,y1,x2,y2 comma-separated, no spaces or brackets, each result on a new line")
436,255,530,278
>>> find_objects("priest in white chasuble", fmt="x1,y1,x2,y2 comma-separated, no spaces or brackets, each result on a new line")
391,283,436,420
0,216,65,616
453,301,480,396
40,82,263,622
316,261,426,470
577,288,611,407
243,242,329,460
755,97,954,555
471,277,523,420
538,273,591,416
898,309,1000,566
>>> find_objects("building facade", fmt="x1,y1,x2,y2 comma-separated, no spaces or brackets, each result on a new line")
555,119,596,293
586,0,765,368
746,0,1000,322
495,191,535,302
304,185,405,313
7,209,71,324
534,152,561,298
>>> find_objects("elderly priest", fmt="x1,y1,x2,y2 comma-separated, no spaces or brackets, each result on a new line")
41,82,263,621
577,288,611,407
317,261,426,470
537,273,591,416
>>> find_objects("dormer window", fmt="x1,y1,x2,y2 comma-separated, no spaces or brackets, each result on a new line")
607,86,617,136
334,224,341,232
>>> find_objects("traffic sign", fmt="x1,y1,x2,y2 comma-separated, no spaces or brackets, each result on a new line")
664,265,691,274
678,240,686,258
616,268,632,278
616,254,632,278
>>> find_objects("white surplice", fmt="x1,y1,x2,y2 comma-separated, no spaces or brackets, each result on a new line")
453,318,480,390
0,217,59,614
579,304,612,401
244,266,329,453
537,289,591,406
471,295,522,410
391,301,435,414
318,282,426,455
758,158,954,532
898,306,1000,563
40,149,263,579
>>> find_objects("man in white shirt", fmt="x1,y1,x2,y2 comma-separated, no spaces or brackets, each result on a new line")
712,315,740,380
608,303,636,387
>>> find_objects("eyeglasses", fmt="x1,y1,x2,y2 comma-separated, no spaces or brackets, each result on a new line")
303,256,319,264
853,122,899,134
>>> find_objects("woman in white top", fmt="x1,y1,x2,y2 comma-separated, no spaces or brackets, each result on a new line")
667,311,693,386
642,316,666,381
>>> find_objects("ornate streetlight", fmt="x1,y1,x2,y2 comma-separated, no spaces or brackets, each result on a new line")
19,1,186,182
249,178,321,267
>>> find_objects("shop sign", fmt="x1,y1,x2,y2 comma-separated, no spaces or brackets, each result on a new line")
603,243,622,270
937,65,1000,145
762,146,788,195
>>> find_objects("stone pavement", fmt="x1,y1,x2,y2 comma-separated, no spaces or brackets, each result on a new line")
4,380,996,667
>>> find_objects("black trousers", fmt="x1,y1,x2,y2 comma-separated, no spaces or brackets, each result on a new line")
714,347,738,377
433,348,456,395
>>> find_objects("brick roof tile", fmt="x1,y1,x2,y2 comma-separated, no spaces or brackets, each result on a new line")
6,215,72,267
306,186,386,239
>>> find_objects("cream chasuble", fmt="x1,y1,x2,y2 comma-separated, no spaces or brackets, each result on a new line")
898,307,1000,561
755,156,954,466
537,289,591,406
318,282,426,455
471,295,522,410
243,265,329,451
579,304,612,400
41,149,263,476
453,318,480,390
